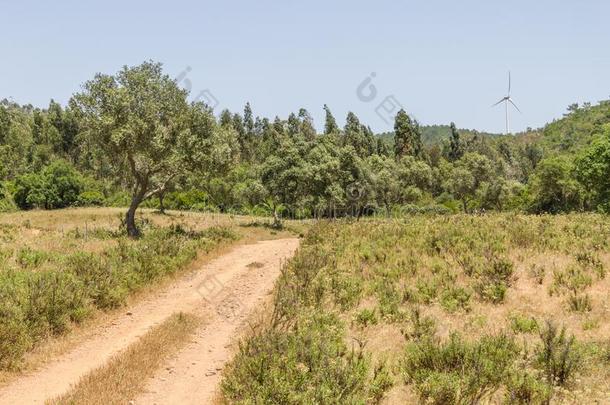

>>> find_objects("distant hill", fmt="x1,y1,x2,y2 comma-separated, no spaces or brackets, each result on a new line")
535,100,610,154
379,100,610,154
378,125,502,146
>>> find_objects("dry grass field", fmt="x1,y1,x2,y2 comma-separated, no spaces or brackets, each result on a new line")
222,214,610,404
2,209,609,404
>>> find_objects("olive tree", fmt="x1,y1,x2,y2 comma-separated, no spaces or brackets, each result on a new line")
71,61,222,237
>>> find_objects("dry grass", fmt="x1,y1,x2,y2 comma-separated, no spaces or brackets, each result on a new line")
221,214,610,404
0,207,301,259
47,312,201,405
0,207,306,381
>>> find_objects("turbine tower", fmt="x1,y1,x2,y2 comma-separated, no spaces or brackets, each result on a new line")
492,72,521,135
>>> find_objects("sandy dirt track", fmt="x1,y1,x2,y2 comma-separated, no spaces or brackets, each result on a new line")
0,238,299,405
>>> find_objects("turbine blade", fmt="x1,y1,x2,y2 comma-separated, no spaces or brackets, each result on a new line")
491,98,505,107
508,71,511,95
509,98,521,113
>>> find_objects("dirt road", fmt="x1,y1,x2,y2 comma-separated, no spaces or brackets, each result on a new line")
0,238,299,405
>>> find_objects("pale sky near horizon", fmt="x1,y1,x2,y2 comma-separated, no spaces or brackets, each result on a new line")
1,0,609,134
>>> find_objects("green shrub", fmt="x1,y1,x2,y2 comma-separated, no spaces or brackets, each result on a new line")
535,321,582,386
575,250,605,279
416,278,440,304
0,297,31,370
403,307,436,341
440,286,472,312
402,333,519,404
14,160,84,210
582,318,599,331
505,371,552,404
272,243,331,323
377,280,405,321
568,293,592,312
476,281,508,304
354,308,377,327
510,314,539,334
222,313,374,404
369,361,394,402
551,265,593,295
23,270,90,337
0,181,16,212
331,272,363,310
17,247,49,269
105,191,131,207
164,190,208,210
77,190,105,206
65,252,126,309
475,257,513,304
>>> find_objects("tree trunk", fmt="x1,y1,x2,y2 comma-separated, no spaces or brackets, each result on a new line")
126,189,145,238
158,191,166,214
272,208,282,229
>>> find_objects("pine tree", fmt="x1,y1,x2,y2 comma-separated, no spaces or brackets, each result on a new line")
232,113,245,137
287,112,300,137
232,113,247,160
298,108,316,140
219,109,233,128
243,102,254,137
394,109,422,159
342,112,374,157
448,122,463,161
323,104,339,135
272,116,285,134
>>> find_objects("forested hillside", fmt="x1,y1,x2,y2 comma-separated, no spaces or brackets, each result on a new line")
0,62,608,230
378,125,502,146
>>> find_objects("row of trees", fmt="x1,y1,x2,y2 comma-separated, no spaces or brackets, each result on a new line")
1,61,608,236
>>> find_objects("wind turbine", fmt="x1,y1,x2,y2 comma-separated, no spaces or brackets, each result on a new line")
492,72,521,135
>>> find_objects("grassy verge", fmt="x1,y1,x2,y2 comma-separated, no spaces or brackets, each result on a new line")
47,312,200,405
221,214,610,404
0,217,237,369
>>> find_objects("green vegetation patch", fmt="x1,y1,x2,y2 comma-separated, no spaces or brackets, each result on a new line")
0,224,236,369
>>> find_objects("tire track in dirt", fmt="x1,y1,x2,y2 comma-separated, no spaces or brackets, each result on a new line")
0,238,299,405
134,238,300,404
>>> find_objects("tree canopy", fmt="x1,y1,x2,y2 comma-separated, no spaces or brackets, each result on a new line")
1,61,609,226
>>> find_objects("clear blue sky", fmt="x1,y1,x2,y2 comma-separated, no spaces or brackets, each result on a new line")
1,0,609,133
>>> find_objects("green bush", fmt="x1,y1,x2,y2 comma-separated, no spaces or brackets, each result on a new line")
475,257,513,303
105,191,131,207
505,371,552,404
65,252,126,309
14,160,85,209
222,313,373,404
551,265,592,295
23,270,90,336
354,308,377,327
535,321,582,386
403,307,436,341
510,314,539,334
164,190,208,210
16,247,50,269
0,181,16,212
0,295,31,370
77,190,105,206
402,333,519,404
440,286,472,312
